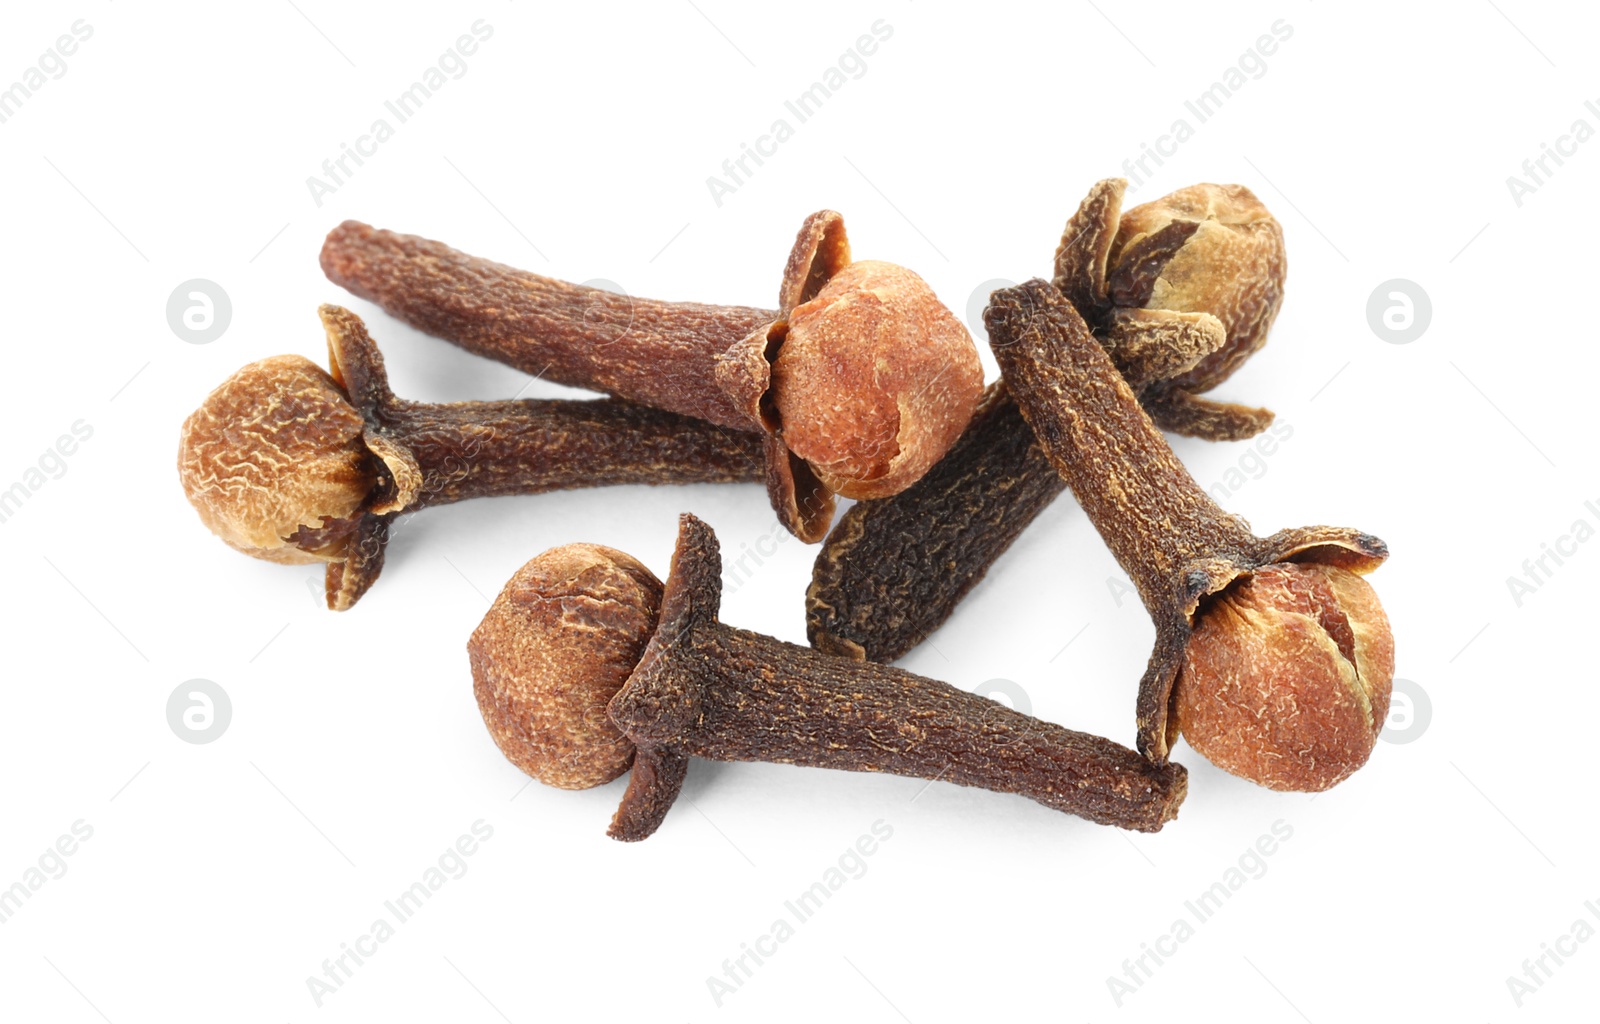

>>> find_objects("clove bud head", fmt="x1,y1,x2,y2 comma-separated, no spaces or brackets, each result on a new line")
468,543,660,790
773,260,983,500
1111,182,1285,393
177,355,375,564
1173,562,1395,792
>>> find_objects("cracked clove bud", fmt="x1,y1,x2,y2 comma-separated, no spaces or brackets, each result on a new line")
987,279,1393,792
320,214,984,542
470,513,1187,839
809,179,1286,663
178,305,764,610
1054,177,1285,440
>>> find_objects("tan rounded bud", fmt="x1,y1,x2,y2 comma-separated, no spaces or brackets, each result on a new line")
1113,183,1286,391
469,544,662,790
772,260,983,500
177,355,375,564
1174,561,1394,791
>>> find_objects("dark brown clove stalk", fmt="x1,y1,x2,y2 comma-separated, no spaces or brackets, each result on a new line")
808,179,1286,663
807,381,1063,661
986,280,1394,792
178,306,764,610
321,214,984,543
470,514,1187,839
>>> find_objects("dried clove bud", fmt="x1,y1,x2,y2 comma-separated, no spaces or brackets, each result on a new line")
1176,562,1393,789
809,178,1287,663
774,260,979,500
321,214,983,542
987,280,1393,792
178,306,764,609
470,514,1188,838
1054,178,1285,440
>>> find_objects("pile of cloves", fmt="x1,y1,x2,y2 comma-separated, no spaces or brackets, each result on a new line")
179,179,1396,841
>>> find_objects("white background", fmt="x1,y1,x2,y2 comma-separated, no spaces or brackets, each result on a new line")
2,1,1595,1020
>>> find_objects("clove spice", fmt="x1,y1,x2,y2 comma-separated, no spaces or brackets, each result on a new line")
470,514,1188,839
178,306,765,609
987,280,1394,791
809,179,1286,663
1054,178,1284,439
321,213,984,542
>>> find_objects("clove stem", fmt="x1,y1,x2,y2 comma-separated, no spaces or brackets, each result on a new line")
985,280,1387,762
609,514,1187,839
807,383,1066,662
377,397,764,511
985,281,1258,615
322,220,779,431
